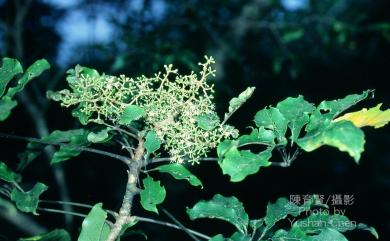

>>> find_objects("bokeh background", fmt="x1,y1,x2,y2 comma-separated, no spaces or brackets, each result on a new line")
0,0,389,240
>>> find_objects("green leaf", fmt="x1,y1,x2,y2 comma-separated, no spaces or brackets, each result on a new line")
254,107,288,144
195,113,220,131
209,234,226,241
50,130,90,164
276,95,315,142
224,87,255,121
230,232,251,241
43,129,89,164
334,103,390,128
78,203,110,241
238,127,276,146
249,218,264,231
119,219,139,237
72,104,92,125
0,161,21,182
119,105,145,125
5,59,50,99
272,227,348,241
187,194,249,234
294,214,379,238
156,163,203,188
17,142,42,172
18,229,71,241
17,129,89,169
357,223,379,239
306,90,372,132
313,228,348,241
144,130,161,154
297,121,365,162
140,176,166,213
294,214,353,234
11,182,48,214
217,140,238,158
0,57,23,97
219,146,272,182
282,29,304,43
87,128,111,143
0,97,17,121
78,66,100,78
264,196,321,229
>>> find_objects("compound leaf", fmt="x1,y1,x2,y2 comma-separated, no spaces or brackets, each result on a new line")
140,176,166,213
11,182,48,214
156,163,202,188
187,194,249,234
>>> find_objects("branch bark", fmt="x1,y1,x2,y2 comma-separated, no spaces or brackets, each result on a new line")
106,138,145,241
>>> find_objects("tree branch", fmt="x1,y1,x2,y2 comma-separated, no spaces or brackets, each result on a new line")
36,207,114,227
106,137,145,241
39,200,118,218
135,216,211,240
161,207,201,241
0,132,131,165
148,156,290,167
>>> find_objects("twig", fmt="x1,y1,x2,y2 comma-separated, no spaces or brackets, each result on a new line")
37,207,88,219
36,207,114,227
0,132,131,165
102,123,139,139
149,156,290,167
39,200,118,218
161,207,201,241
12,182,24,193
135,216,211,240
149,157,218,164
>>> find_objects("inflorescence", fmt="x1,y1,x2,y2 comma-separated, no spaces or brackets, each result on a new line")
48,56,238,164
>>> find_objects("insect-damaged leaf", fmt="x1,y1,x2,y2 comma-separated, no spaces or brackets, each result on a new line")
140,176,166,213
11,182,48,215
156,163,203,188
187,194,249,234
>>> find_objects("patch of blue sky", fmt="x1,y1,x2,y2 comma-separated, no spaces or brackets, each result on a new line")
281,0,308,11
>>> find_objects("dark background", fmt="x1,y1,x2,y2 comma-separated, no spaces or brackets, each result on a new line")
0,0,389,240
